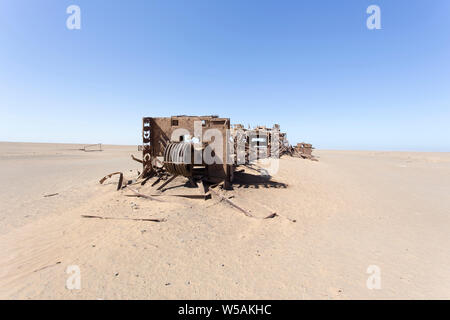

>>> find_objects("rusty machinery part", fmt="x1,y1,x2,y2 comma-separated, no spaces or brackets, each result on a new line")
163,142,193,177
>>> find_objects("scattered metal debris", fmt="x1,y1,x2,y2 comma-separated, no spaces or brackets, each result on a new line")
33,261,61,273
99,172,123,187
99,172,136,190
208,186,254,218
43,193,59,198
125,186,165,202
156,175,177,191
208,186,294,221
81,215,165,223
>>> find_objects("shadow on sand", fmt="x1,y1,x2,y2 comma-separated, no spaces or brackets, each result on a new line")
232,171,287,189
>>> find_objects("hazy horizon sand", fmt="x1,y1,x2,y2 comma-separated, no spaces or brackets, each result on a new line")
1,142,449,299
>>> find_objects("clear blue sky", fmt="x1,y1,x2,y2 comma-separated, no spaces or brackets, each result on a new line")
0,0,449,151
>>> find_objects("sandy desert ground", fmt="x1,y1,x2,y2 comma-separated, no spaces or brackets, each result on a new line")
0,142,449,299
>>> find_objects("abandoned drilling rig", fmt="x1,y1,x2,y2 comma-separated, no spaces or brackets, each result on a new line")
138,115,316,188
98,115,315,218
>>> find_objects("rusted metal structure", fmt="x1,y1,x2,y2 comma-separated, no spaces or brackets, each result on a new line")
99,115,315,216
138,115,315,192
293,142,315,160
142,115,234,188
231,123,291,162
